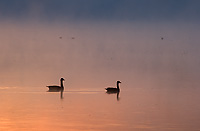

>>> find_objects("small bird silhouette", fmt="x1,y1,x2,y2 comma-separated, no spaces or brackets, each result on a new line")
47,78,65,92
105,81,121,93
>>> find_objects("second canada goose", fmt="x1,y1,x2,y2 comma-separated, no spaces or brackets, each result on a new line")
105,81,121,93
47,78,65,92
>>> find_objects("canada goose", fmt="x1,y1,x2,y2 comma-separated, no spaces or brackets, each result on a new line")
105,81,121,93
47,78,65,92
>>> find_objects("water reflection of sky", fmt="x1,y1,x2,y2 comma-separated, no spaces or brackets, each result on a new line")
0,1,200,89
0,22,199,89
1,87,200,131
0,1,200,130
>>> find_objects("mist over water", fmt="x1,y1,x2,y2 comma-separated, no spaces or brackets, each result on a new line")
0,21,199,90
1,1,200,130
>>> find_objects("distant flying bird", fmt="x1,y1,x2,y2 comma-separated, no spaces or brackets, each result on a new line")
47,78,65,92
161,37,164,40
59,37,62,39
71,37,75,39
105,81,121,93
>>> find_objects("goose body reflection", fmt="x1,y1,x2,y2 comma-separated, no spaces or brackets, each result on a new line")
47,78,65,92
105,81,121,93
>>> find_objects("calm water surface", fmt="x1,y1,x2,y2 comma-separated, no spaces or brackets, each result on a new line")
0,13,200,131
0,86,200,131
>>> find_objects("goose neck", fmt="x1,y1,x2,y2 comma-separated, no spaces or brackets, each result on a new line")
60,80,64,88
117,83,120,90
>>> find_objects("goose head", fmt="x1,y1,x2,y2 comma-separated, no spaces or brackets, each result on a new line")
117,81,121,84
60,78,65,81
